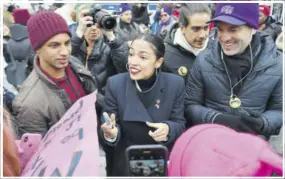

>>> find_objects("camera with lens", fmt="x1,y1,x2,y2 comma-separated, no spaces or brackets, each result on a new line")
84,8,117,31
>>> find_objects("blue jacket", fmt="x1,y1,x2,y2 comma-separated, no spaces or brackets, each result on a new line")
185,32,283,137
100,71,186,175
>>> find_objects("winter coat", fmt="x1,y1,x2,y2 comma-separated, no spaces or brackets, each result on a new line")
159,16,177,38
13,56,102,137
71,34,116,93
8,24,33,63
162,23,197,83
107,35,130,73
185,32,283,138
6,24,35,87
114,18,142,42
100,71,186,176
262,16,282,41
132,4,150,26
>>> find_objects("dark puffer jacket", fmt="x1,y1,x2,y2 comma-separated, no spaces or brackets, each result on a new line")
162,23,197,84
8,24,33,63
71,34,116,93
132,4,150,26
107,35,130,73
262,16,282,41
114,18,142,42
185,32,283,138
6,24,35,87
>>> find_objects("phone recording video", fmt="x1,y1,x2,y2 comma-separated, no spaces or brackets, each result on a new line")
126,145,168,176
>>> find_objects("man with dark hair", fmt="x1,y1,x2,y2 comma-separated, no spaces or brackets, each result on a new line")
162,3,211,84
185,3,282,140
13,11,103,137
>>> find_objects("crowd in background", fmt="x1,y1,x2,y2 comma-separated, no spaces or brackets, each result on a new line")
2,2,284,177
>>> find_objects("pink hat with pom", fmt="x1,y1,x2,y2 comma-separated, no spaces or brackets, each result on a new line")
168,124,283,177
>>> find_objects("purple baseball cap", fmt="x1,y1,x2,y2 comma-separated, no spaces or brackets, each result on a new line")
208,3,259,29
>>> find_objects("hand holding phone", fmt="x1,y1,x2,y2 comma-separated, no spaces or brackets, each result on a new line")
101,112,118,139
103,112,112,127
126,145,168,176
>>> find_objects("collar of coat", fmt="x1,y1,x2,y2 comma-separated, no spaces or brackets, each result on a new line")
173,28,208,56
33,56,93,89
204,32,281,72
124,70,164,123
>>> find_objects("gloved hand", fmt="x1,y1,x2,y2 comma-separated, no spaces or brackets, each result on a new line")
239,109,264,134
213,113,255,133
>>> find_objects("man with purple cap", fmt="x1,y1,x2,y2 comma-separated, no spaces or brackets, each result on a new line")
114,3,142,42
185,3,282,140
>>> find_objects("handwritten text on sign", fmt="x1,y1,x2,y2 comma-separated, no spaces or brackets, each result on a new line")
21,90,100,177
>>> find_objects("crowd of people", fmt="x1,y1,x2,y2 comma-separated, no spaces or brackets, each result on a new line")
2,2,284,177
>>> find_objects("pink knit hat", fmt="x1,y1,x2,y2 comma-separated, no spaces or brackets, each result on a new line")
27,10,71,51
168,124,283,177
12,8,31,26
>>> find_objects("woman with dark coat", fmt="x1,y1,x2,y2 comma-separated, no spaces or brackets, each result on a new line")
100,34,186,176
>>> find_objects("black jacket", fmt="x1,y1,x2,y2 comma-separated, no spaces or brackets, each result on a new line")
71,34,116,93
107,35,130,73
132,4,150,26
263,16,282,41
114,19,142,42
162,23,201,84
100,72,186,176
185,32,283,138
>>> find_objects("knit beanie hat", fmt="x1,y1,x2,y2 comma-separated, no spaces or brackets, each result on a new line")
208,3,259,30
259,5,270,16
27,11,71,51
120,3,132,15
168,124,283,177
161,5,172,16
12,8,31,26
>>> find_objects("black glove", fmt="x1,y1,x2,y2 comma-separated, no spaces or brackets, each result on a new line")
240,110,264,134
213,113,255,133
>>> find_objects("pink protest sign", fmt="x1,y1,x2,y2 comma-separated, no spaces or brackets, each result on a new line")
21,90,100,177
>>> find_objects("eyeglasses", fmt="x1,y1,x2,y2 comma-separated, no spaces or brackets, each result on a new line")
161,14,168,17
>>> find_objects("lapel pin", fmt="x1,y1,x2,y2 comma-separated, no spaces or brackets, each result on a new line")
155,99,160,109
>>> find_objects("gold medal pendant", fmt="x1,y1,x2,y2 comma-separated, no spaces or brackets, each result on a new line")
229,96,241,109
178,66,188,77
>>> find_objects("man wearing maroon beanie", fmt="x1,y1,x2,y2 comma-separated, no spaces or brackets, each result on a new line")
259,5,282,41
13,11,103,137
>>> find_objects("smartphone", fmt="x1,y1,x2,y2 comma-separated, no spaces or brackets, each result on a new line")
16,133,42,168
125,144,168,177
103,112,112,126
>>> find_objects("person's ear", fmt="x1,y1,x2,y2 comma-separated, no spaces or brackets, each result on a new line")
251,29,257,35
155,57,164,68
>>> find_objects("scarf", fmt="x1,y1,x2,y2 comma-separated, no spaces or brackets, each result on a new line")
173,28,208,56
159,16,172,32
